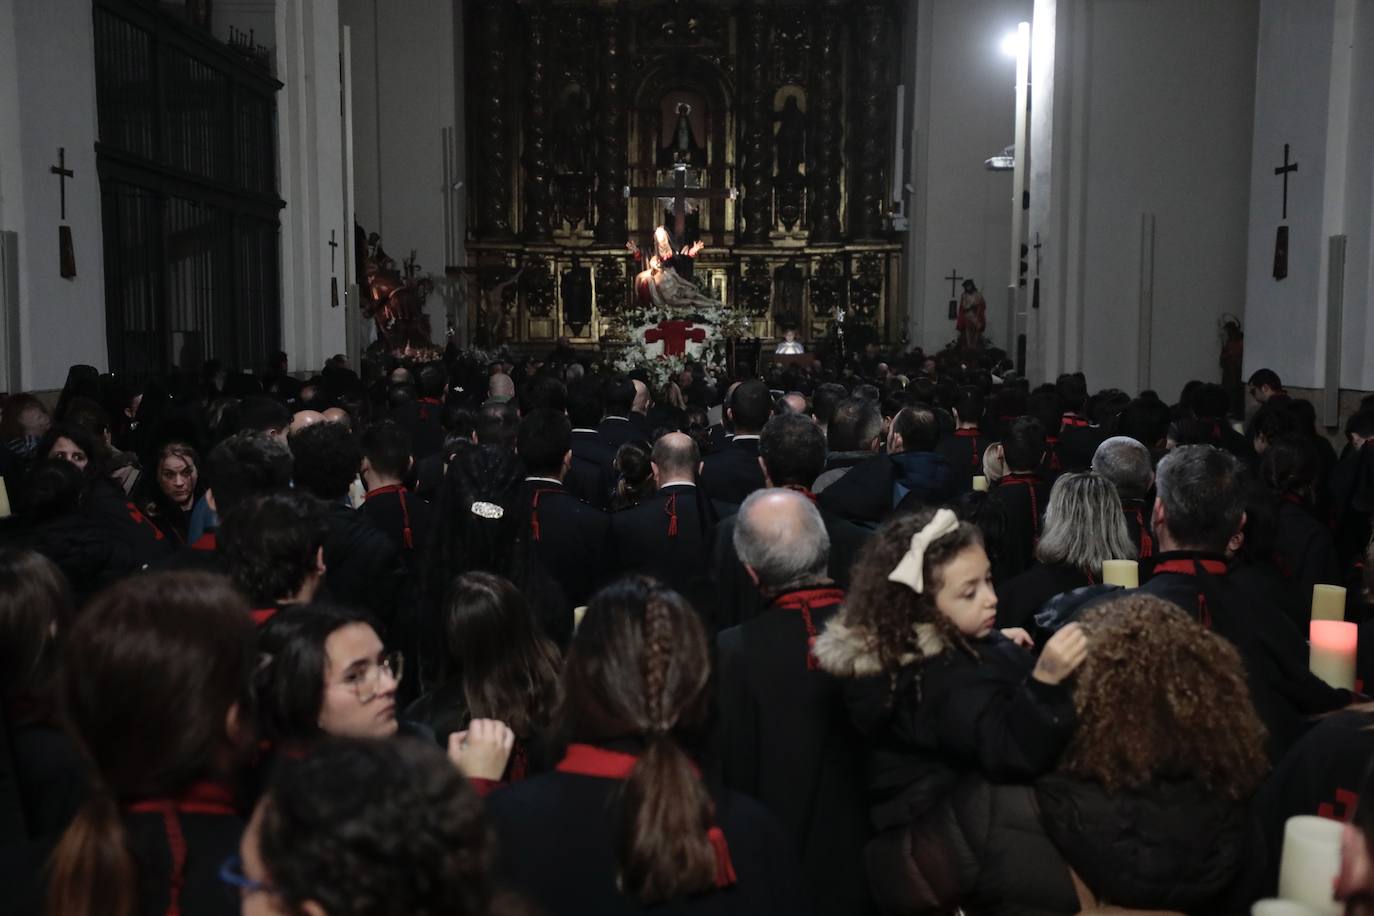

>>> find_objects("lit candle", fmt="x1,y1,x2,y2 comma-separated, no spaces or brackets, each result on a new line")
1309,620,1358,691
0,477,9,519
573,605,588,631
1276,815,1343,914
1311,584,1347,622
1101,559,1139,588
1251,900,1325,916
972,475,989,492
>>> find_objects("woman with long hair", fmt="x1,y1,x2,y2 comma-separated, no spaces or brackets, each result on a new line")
485,576,806,914
1261,435,1343,622
996,471,1135,630
139,441,203,544
406,572,561,778
43,572,257,916
609,442,655,510
232,738,525,916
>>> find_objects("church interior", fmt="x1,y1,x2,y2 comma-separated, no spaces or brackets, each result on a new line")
5,1,1374,914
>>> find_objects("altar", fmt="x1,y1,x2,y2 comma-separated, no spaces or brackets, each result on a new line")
450,1,907,353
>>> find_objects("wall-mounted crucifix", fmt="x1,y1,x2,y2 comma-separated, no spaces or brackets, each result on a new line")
945,268,963,320
328,229,339,270
50,147,74,220
1274,143,1298,220
328,229,340,307
1031,233,1043,309
1272,143,1297,280
50,147,76,278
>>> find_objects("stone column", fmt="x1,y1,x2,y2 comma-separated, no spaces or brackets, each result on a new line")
809,1,844,243
739,2,773,245
476,0,512,238
593,1,628,243
521,0,553,241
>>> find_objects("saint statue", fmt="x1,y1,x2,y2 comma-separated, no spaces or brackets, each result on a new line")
658,102,707,168
956,278,987,351
360,232,434,353
774,328,804,355
626,218,716,311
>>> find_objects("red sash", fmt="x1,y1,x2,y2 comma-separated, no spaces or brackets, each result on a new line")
251,608,277,626
127,781,239,916
366,483,415,550
999,473,1043,540
555,743,737,889
772,587,845,671
954,427,981,470
1150,558,1227,629
529,487,562,542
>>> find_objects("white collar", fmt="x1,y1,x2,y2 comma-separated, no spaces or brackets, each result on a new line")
525,476,563,485
571,428,598,434
604,415,630,422
732,434,760,441
659,479,697,489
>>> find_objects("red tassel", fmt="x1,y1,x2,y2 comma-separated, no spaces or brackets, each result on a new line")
1198,592,1211,629
707,825,737,888
665,494,678,537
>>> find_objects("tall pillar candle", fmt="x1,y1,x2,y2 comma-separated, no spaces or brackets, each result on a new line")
1276,815,1343,914
1311,584,1347,622
972,475,989,492
1309,620,1357,690
1101,559,1139,588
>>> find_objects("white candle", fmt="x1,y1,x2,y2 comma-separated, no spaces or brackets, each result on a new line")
971,475,989,492
1101,559,1139,588
1251,900,1325,916
573,605,588,631
0,477,9,519
1309,620,1358,691
1312,584,1346,622
1277,815,1344,914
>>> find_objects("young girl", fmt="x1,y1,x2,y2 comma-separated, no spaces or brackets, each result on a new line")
814,506,1088,833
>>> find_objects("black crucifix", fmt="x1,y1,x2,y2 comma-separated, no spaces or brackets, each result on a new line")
1031,233,1043,309
50,148,77,278
328,229,340,307
50,147,74,220
623,163,736,239
1272,144,1298,280
944,268,963,320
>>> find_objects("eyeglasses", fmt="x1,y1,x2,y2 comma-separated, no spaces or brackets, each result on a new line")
337,650,404,703
219,854,271,896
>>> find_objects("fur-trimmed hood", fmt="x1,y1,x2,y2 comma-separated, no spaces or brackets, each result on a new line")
813,615,949,678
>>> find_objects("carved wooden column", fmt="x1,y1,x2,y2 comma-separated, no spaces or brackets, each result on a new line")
851,1,891,239
739,2,773,245
809,1,844,243
521,0,553,241
593,1,628,243
476,0,513,238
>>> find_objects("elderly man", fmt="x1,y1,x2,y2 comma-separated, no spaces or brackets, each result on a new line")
487,371,516,404
1092,435,1156,558
716,488,871,916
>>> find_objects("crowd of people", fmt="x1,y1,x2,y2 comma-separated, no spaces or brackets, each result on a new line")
3,344,1374,915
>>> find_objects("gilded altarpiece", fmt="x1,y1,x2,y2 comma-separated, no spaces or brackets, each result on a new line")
458,0,905,352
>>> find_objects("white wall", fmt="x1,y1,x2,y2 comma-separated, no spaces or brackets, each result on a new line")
340,0,459,341
905,0,1031,354
1244,0,1374,394
0,0,108,392
1029,0,1258,398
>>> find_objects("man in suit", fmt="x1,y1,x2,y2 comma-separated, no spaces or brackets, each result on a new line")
700,378,770,505
515,408,611,619
565,378,615,509
610,432,717,620
714,412,871,629
716,488,872,916
597,377,647,451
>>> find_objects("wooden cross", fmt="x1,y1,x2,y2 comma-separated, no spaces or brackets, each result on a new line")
328,230,339,271
49,148,74,221
1032,233,1043,273
944,268,963,300
1274,143,1298,220
644,319,706,357
624,163,736,238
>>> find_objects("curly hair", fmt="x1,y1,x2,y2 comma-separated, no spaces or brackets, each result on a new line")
258,737,520,916
1059,594,1268,799
838,506,985,674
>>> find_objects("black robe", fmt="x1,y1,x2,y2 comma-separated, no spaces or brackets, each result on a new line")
1119,496,1156,560
996,562,1093,631
712,494,870,631
978,473,1050,584
596,416,648,453
485,752,809,916
1271,498,1342,622
815,452,959,530
1135,551,1348,759
566,430,616,510
700,437,766,506
516,479,611,613
317,502,407,630
360,485,434,560
610,483,717,620
716,588,873,916
934,427,985,493
411,397,446,460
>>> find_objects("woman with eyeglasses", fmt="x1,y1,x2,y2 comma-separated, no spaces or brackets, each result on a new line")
40,571,257,916
225,737,525,916
484,576,806,914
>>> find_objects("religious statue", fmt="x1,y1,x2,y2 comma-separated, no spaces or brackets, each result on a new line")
360,232,434,354
625,220,717,311
561,256,593,336
773,260,804,328
774,328,804,355
956,278,987,351
658,102,707,168
774,96,805,177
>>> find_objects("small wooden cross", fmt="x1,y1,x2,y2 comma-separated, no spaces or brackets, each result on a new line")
624,164,735,238
944,268,963,300
50,148,74,221
328,229,339,271
1032,233,1043,273
1274,143,1298,220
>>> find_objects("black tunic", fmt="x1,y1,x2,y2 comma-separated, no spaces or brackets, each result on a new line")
715,588,872,916
567,429,616,510
360,484,434,560
978,473,1050,583
1119,496,1156,560
699,438,766,506
1271,498,1342,622
516,479,610,611
934,427,985,493
1135,551,1348,759
486,762,809,916
610,484,717,620
596,416,648,453
317,502,407,630
996,562,1093,630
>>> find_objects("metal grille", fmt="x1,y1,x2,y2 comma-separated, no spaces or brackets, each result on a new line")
94,0,283,379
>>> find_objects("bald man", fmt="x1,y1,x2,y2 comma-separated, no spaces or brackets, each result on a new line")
322,407,351,429
488,372,516,404
289,409,326,436
716,488,871,915
609,432,719,622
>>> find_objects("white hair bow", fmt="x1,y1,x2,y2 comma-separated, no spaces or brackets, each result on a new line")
887,508,961,594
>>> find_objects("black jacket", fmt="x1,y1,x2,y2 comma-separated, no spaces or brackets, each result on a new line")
1119,496,1156,560
567,430,616,509
1271,499,1342,623
596,416,648,453
318,502,407,629
359,485,433,560
700,437,766,506
516,479,610,611
816,452,958,529
814,623,1076,831
934,428,986,493
716,588,872,915
996,563,1092,631
979,473,1050,583
610,483,718,621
